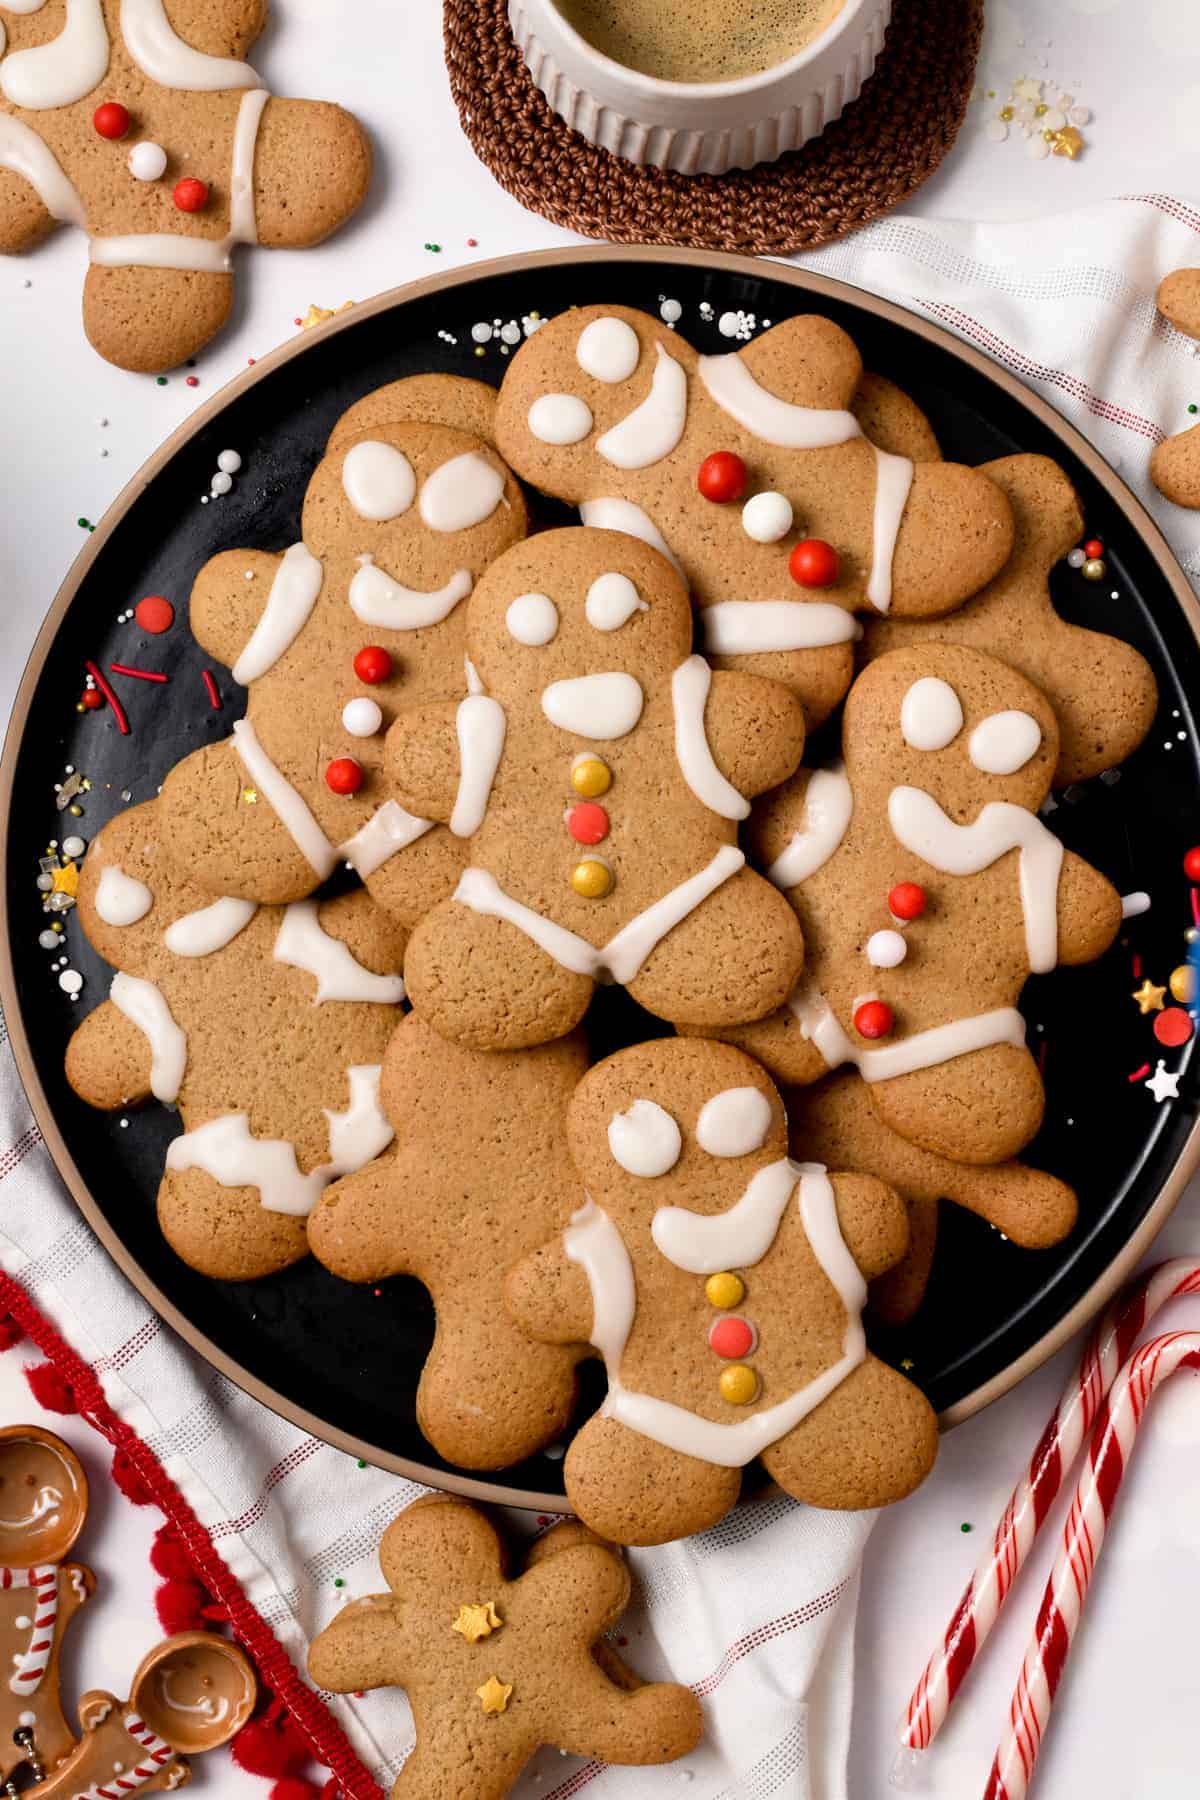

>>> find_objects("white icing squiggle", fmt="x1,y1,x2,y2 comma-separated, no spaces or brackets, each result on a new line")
120,0,262,89
652,1157,796,1272
595,344,687,470
110,973,187,1103
0,115,86,227
348,562,472,631
340,802,434,878
579,498,683,576
95,865,153,927
450,694,506,838
232,720,337,879
788,983,1028,1082
1,0,108,110
671,656,749,821
232,544,323,685
273,900,405,1004
164,897,257,957
767,764,853,889
701,600,861,654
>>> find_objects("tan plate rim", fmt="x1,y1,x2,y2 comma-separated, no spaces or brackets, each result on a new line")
2,244,1197,1506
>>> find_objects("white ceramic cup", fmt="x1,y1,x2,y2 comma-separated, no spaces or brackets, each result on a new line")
509,0,893,176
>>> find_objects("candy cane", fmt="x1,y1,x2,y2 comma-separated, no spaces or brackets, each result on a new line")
897,1257,1200,1763
985,1329,1200,1799
3,1565,58,1696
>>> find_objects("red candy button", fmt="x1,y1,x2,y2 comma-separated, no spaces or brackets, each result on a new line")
1083,538,1104,560
353,645,393,685
696,451,747,504
135,594,174,634
567,801,609,845
854,999,894,1040
173,177,209,213
788,538,840,588
325,757,364,796
888,881,927,921
80,688,104,710
1184,847,1200,882
1154,1008,1194,1048
708,1316,757,1360
93,101,130,140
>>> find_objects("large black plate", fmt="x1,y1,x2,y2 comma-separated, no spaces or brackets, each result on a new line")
4,248,1199,1509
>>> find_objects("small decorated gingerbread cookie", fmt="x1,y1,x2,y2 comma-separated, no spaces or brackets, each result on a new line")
0,0,370,371
861,455,1157,786
308,1013,591,1471
391,526,806,1050
505,1039,938,1546
65,799,407,1280
787,1073,1078,1325
161,384,527,928
30,1630,256,1796
695,643,1123,1165
0,1426,94,1784
307,1497,703,1796
493,304,1015,726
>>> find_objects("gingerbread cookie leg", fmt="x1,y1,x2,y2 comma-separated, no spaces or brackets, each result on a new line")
1151,421,1200,510
761,1356,938,1511
0,165,57,253
867,1041,1046,1165
156,1165,308,1282
405,904,594,1052
160,744,319,906
63,1000,152,1111
626,867,804,1029
564,1415,742,1548
871,1198,940,1326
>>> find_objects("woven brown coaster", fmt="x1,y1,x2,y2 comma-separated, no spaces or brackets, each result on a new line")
444,0,983,255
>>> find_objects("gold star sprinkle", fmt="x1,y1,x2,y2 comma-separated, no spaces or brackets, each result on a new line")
301,301,355,330
452,1602,503,1643
1132,979,1167,1015
1051,126,1084,159
241,787,258,806
900,1358,915,1372
477,1676,513,1716
50,863,79,897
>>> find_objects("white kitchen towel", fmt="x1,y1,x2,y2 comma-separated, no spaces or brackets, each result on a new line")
0,1015,873,1800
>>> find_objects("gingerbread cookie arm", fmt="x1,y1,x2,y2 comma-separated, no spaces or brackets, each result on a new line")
1055,852,1123,965
552,1657,704,1767
385,705,463,824
851,375,943,463
761,1354,938,1511
826,1172,909,1282
65,1000,154,1111
1158,269,1200,339
504,1240,595,1346
888,463,1015,619
168,0,269,60
159,743,318,905
189,548,294,671
871,1198,940,1326
868,1043,1045,1166
701,672,806,798
0,167,58,254
307,1595,409,1694
1150,421,1200,510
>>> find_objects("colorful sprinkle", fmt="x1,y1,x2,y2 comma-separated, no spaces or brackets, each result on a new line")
1154,1008,1194,1048
135,594,174,633
110,663,167,683
84,661,129,734
202,669,221,710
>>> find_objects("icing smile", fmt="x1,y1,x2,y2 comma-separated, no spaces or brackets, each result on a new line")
0,1484,62,1530
348,561,473,631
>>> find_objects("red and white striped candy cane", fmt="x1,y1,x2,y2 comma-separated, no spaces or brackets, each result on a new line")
77,1715,176,1797
2,1564,58,1696
984,1328,1200,1800
898,1257,1200,1759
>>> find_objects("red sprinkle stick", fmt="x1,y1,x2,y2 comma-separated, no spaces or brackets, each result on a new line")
1192,888,1200,929
84,660,129,734
1128,1062,1152,1083
202,670,221,710
110,662,168,683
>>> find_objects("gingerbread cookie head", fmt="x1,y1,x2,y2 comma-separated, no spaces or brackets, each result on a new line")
506,1037,938,1545
66,799,407,1281
161,391,527,925
1158,269,1200,341
391,526,807,1049
0,1427,87,1567
130,1632,256,1753
0,1,370,370
493,304,1015,726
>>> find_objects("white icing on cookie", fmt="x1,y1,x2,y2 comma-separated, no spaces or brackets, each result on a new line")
695,1086,773,1158
868,449,914,614
767,763,853,888
95,865,152,927
608,1099,681,1177
888,785,1063,972
232,544,323,685
450,695,506,837
652,1155,794,1271
273,900,405,1004
1,0,109,110
900,677,963,751
576,315,640,383
0,115,86,227
163,897,257,957
506,593,558,645
789,982,1028,1081
339,801,434,877
231,719,338,879
348,562,472,631
671,655,748,821
418,452,505,533
110,972,186,1103
701,600,861,654
585,572,646,632
120,0,263,89
529,394,592,444
969,710,1043,776
595,344,687,470
341,442,415,521
579,497,683,575
542,672,644,740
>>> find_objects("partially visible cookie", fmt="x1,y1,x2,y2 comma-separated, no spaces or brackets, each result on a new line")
307,1498,703,1797
1151,422,1200,510
1158,268,1200,340
328,375,500,451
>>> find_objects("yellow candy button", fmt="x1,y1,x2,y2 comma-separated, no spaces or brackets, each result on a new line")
719,1364,758,1407
571,858,613,899
571,755,612,799
1170,963,1196,1004
705,1271,745,1310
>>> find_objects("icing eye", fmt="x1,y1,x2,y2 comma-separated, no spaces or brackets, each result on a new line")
585,572,647,631
576,316,641,383
695,1086,773,1157
900,677,963,751
418,452,505,534
341,442,415,521
528,394,593,445
506,592,559,646
969,710,1043,775
608,1098,682,1177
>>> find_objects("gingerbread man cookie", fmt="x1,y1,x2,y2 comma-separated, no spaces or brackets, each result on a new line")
861,455,1157,786
308,1013,591,1471
506,1039,938,1546
1149,270,1200,509
30,1630,256,1796
161,379,527,928
65,799,407,1281
708,644,1122,1165
0,1426,94,1784
787,1073,1078,1325
0,0,370,371
391,526,806,1051
307,1497,703,1797
493,304,1015,726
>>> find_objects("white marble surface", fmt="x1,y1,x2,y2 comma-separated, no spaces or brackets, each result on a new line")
1,2,1199,1796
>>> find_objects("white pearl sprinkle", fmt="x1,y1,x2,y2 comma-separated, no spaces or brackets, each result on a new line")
210,471,233,496
217,449,242,474
58,969,83,996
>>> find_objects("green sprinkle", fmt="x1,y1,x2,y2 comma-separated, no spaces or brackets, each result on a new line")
424,242,442,253
156,376,168,386
356,1460,366,1469
334,1577,345,1588
960,1522,973,1533
1189,403,1198,415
